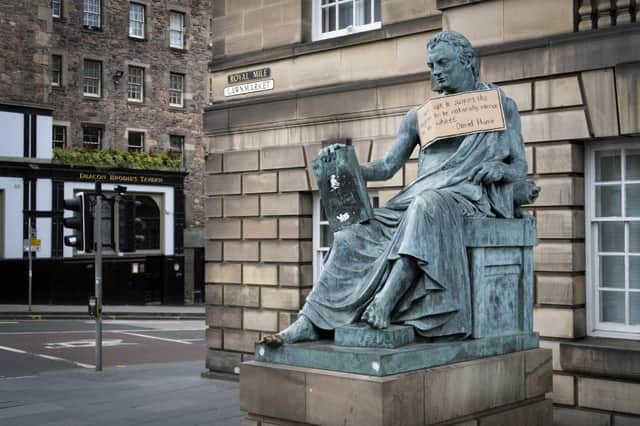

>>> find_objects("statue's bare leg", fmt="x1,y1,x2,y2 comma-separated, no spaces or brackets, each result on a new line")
362,256,419,329
259,314,319,347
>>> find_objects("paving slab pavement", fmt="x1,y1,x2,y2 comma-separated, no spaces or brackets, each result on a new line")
0,361,243,426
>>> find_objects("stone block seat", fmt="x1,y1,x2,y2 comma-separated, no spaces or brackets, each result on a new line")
240,218,551,426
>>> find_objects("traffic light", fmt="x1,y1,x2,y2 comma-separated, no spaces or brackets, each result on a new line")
116,195,145,253
63,192,94,253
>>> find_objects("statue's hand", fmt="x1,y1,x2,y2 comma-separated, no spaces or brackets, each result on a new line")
318,143,346,162
469,161,506,184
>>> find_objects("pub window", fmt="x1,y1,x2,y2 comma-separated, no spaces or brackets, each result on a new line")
83,59,101,97
129,2,145,39
169,73,184,107
52,0,62,18
587,141,640,339
135,195,161,251
52,125,66,149
169,134,184,167
312,0,381,41
127,66,144,102
83,0,101,29
51,55,62,86
169,11,185,49
82,125,102,150
128,131,144,153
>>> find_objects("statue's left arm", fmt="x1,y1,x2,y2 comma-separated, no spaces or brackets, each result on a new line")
469,97,528,184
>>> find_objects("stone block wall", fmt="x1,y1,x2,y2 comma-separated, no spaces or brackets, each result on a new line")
49,0,211,228
0,0,52,105
204,146,315,372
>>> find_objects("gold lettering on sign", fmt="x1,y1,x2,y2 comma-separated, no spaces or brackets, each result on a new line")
78,172,164,184
417,89,506,149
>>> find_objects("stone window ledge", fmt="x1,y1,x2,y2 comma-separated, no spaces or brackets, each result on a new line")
436,0,489,11
560,337,640,381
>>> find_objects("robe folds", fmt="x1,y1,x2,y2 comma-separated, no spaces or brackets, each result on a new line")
301,84,523,338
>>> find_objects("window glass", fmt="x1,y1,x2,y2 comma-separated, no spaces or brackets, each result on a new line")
169,73,184,107
169,134,184,166
51,55,62,86
595,150,621,181
83,0,101,28
595,185,621,217
128,131,144,152
52,0,62,18
83,60,101,96
316,0,380,40
129,3,145,38
136,195,161,250
53,125,66,149
127,66,144,101
83,126,102,150
170,12,185,49
590,144,640,336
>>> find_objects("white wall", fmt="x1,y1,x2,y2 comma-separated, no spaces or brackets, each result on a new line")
63,182,175,257
35,179,52,257
0,177,24,259
37,115,53,160
0,112,24,158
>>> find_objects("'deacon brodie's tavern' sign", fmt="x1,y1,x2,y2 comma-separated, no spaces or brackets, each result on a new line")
78,172,164,184
224,67,274,97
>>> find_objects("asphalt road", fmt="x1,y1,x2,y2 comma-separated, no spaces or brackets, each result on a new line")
0,319,206,378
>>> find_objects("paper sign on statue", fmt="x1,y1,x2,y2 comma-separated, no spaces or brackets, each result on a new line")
417,89,506,148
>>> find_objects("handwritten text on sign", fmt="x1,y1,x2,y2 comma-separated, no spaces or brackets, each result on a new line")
417,89,506,148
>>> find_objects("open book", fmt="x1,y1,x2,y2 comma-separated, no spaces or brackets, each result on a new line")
311,145,374,232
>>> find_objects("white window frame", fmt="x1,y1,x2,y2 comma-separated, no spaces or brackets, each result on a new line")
127,131,145,152
586,140,640,339
127,66,144,102
51,55,62,86
169,73,184,107
83,59,101,97
312,0,381,41
169,11,185,49
129,2,145,39
52,125,66,149
83,0,101,29
52,0,62,18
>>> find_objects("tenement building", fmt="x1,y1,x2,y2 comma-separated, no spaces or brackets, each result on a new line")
203,0,640,423
0,0,211,304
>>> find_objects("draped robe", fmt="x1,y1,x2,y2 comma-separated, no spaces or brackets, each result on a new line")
301,84,525,338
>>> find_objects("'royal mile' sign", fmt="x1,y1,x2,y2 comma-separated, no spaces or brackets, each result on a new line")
224,68,274,97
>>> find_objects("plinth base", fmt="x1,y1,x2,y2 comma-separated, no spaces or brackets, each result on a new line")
255,332,538,376
241,348,552,426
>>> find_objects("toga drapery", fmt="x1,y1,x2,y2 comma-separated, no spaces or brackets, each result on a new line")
301,84,523,339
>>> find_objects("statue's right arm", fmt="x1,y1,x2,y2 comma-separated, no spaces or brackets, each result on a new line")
360,108,419,181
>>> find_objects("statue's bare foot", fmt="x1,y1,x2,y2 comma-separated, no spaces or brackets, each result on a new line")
362,296,391,329
258,315,319,347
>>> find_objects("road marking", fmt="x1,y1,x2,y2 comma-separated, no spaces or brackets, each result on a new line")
120,331,193,345
0,345,27,354
0,321,18,325
44,339,138,349
0,345,94,369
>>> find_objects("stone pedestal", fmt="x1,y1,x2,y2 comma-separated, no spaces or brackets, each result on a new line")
240,348,553,426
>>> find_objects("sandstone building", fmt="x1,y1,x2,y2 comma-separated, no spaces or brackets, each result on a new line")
0,0,212,304
203,0,640,423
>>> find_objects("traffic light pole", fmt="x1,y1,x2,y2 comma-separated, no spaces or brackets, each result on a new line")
94,182,103,372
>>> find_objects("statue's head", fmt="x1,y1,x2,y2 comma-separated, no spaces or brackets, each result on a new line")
426,31,479,93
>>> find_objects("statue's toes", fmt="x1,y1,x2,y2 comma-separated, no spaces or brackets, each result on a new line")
260,334,283,346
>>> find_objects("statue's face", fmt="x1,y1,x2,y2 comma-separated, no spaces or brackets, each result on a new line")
427,43,470,93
